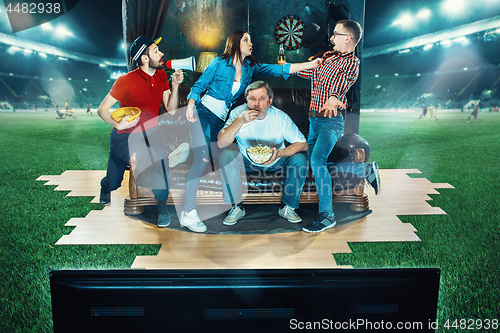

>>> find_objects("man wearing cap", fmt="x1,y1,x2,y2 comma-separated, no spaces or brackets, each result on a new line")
296,20,380,233
97,36,183,228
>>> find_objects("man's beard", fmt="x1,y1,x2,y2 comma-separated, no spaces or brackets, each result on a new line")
149,57,164,69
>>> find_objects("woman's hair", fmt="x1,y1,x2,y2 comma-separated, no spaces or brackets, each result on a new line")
220,30,259,66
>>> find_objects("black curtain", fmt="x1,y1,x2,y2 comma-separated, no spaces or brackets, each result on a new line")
122,0,171,71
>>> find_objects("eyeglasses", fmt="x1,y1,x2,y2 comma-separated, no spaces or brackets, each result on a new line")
332,31,351,38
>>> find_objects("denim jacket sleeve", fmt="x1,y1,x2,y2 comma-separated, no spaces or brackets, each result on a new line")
252,62,291,80
186,57,221,104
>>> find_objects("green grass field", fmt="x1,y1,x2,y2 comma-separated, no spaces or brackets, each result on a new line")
0,110,499,332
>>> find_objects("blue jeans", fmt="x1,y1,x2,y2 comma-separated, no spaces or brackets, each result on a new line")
219,149,308,209
307,116,344,216
100,128,169,201
184,103,225,212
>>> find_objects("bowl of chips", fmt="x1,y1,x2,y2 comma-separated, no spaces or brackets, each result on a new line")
111,107,141,122
247,145,273,164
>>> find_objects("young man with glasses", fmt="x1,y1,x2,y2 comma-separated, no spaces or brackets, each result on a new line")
297,20,380,233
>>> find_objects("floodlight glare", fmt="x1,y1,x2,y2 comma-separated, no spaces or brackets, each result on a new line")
440,40,452,47
375,74,379,77
8,46,22,54
394,73,399,76
23,49,33,56
56,26,74,38
443,0,465,15
416,8,431,20
41,23,53,31
393,13,414,28
423,43,434,51
38,52,47,58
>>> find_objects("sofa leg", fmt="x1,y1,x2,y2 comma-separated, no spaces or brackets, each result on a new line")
333,194,369,212
124,196,144,215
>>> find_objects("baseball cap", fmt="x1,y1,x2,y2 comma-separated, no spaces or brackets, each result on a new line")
130,36,162,62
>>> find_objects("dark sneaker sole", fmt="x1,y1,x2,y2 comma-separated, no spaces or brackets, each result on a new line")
303,221,337,233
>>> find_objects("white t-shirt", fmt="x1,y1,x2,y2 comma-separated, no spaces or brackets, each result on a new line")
201,81,241,121
223,104,306,167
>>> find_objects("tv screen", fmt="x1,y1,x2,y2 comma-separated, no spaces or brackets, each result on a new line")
50,268,440,332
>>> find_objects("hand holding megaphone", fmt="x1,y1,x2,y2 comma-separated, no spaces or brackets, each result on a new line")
171,70,184,85
166,56,196,85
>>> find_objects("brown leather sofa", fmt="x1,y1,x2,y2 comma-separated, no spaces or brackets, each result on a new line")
124,87,371,214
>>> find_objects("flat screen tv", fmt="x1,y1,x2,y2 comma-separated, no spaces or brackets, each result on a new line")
50,268,440,332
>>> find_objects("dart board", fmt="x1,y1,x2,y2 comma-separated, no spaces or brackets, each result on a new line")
274,14,305,50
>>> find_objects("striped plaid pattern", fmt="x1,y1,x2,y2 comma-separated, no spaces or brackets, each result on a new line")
297,51,360,114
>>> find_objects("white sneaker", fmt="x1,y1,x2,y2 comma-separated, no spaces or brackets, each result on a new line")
168,143,190,168
180,209,207,233
278,205,302,223
223,205,245,225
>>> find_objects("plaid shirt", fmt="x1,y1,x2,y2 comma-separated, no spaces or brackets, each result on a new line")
297,50,359,115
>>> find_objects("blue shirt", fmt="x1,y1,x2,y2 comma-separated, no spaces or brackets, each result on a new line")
187,57,292,110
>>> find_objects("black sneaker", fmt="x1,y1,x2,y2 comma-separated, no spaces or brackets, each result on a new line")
302,213,337,233
99,189,111,206
367,162,380,195
157,201,171,228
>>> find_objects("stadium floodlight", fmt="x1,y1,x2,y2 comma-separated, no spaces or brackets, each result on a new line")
442,0,465,16
452,36,470,45
463,67,468,71
56,26,74,38
423,43,434,51
399,49,410,53
440,40,452,47
416,8,431,20
417,73,421,76
375,74,379,77
58,56,68,61
41,23,53,31
393,12,414,28
376,85,382,89
8,46,22,53
99,64,107,67
38,52,47,58
394,73,399,76
23,49,33,56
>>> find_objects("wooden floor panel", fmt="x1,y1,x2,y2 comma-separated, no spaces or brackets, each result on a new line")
37,169,454,269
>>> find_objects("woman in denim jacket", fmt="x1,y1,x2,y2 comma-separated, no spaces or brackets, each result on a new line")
178,30,319,232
